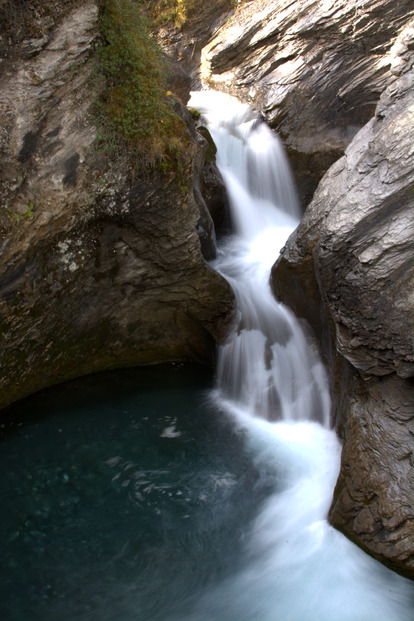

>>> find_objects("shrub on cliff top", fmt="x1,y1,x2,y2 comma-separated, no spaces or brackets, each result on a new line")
96,0,185,167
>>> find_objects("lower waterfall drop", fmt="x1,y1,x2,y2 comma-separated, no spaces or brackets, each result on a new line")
187,90,414,621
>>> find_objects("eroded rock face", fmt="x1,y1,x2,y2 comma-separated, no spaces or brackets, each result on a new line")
195,0,414,206
272,45,414,577
330,373,414,576
0,1,235,410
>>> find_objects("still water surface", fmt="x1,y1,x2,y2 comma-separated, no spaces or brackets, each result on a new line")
1,365,270,620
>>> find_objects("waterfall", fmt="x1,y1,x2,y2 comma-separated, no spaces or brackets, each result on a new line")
186,90,414,621
191,90,329,425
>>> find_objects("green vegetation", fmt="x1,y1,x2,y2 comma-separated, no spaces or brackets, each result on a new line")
96,0,187,167
188,107,201,120
148,0,196,28
6,203,35,225
147,0,247,29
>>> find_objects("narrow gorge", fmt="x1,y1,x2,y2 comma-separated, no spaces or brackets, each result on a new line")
1,0,414,617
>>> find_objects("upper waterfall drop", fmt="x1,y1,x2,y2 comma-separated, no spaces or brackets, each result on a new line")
190,90,300,243
189,90,330,426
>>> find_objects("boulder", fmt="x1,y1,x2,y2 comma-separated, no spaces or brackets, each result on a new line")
271,42,414,577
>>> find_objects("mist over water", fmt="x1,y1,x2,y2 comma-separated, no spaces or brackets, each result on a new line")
188,89,414,621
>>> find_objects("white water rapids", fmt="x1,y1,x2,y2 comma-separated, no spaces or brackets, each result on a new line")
187,90,414,621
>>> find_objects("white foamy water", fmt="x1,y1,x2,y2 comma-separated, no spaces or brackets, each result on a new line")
187,90,414,621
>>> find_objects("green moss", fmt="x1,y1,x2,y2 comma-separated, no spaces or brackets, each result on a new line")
5,202,35,225
197,126,217,162
95,0,186,167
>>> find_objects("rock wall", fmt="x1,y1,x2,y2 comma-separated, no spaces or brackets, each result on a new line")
0,0,235,410
180,0,414,207
272,38,414,577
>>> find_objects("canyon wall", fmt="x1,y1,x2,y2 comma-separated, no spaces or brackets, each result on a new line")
178,0,414,207
0,0,235,409
1,0,413,578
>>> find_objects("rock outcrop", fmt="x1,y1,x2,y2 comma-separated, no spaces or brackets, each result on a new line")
0,1,235,410
184,0,414,206
271,36,414,577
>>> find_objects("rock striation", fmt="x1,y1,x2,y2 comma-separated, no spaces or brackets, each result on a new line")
0,1,235,410
272,35,414,577
192,0,414,206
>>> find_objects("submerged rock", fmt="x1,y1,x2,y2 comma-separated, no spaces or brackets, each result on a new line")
0,1,235,410
272,44,414,577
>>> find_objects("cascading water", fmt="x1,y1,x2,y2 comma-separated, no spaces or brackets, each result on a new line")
187,90,414,621
196,91,329,424
2,93,414,621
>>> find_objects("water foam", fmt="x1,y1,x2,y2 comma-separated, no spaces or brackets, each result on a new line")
188,89,414,621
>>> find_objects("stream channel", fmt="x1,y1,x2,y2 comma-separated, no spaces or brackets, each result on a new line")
1,90,413,621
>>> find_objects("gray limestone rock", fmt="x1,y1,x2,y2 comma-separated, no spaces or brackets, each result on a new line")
193,0,414,206
0,1,235,410
272,49,414,577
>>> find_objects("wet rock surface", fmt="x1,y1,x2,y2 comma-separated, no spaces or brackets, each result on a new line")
0,1,235,410
272,47,414,577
